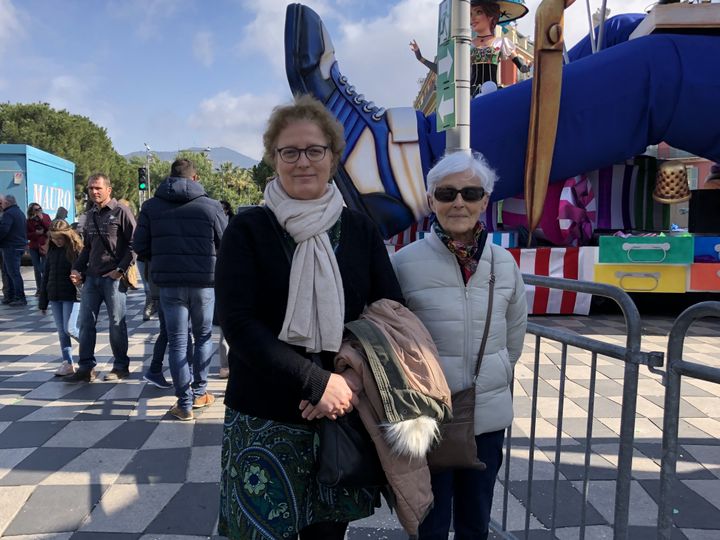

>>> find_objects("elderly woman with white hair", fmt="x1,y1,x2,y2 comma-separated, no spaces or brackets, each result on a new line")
391,151,528,540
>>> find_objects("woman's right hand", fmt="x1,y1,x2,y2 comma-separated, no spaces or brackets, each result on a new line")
410,39,423,61
300,373,355,421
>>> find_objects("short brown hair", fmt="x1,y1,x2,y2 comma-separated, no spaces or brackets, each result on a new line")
171,158,197,179
262,94,346,175
87,173,111,187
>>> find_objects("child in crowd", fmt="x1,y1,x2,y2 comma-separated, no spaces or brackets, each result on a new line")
39,219,82,376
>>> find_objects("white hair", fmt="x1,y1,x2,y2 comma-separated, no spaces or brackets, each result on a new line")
4,194,17,205
426,151,497,196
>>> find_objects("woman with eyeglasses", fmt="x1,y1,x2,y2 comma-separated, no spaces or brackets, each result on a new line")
392,151,527,540
214,94,403,540
26,203,52,295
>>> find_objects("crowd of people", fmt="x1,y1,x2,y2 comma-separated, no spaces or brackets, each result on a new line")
1,92,528,540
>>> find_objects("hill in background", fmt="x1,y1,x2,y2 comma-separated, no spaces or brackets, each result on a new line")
125,146,258,169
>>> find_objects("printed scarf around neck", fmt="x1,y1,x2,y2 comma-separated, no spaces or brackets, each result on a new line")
433,219,487,284
263,179,345,353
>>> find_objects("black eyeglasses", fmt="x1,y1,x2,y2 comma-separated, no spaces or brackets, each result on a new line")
433,186,486,203
276,145,329,164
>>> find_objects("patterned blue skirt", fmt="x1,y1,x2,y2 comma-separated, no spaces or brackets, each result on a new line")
218,408,379,539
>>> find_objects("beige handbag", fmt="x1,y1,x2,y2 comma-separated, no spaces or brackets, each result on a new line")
427,251,495,472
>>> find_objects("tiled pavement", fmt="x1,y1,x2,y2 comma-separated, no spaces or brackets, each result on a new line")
0,268,718,539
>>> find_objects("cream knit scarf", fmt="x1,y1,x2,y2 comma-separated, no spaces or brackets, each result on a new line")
264,179,345,353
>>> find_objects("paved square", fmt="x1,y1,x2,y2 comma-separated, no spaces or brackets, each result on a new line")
1,270,718,538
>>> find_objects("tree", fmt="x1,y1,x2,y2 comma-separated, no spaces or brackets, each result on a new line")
209,161,263,208
250,160,275,194
0,102,136,205
137,151,263,209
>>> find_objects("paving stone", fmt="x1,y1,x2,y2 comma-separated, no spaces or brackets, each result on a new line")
93,420,159,449
74,400,137,421
3,485,104,535
570,479,658,527
141,420,194,449
116,448,190,484
192,422,223,446
186,446,221,483
61,383,114,402
508,480,607,528
0,405,41,422
640,479,720,529
0,485,35,536
41,448,135,486
70,533,141,540
2,534,74,539
551,445,618,481
518,378,560,398
145,482,220,536
0,420,69,449
570,396,624,418
43,420,125,448
80,483,182,533
0,447,85,486
0,448,36,481
682,445,720,479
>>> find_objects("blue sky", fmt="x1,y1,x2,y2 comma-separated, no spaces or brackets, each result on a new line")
1,0,650,161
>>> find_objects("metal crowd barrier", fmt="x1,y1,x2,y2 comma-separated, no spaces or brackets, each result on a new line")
491,275,664,540
657,301,720,540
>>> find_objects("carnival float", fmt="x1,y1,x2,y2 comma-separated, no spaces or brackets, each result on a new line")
284,0,720,315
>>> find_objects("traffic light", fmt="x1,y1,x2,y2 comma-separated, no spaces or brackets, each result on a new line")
138,167,148,191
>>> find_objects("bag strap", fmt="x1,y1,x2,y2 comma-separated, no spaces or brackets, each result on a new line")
91,211,121,266
472,247,495,383
263,206,294,264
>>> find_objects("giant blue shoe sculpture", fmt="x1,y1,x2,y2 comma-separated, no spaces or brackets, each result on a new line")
285,3,434,237
286,3,720,238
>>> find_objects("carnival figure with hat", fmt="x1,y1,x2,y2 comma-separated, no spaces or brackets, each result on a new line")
410,0,531,96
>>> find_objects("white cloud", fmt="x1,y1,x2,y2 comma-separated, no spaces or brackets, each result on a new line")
331,0,439,108
234,0,338,76
193,31,214,67
188,91,288,160
0,0,24,55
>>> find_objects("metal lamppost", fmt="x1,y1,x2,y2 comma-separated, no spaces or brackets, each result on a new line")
141,143,152,205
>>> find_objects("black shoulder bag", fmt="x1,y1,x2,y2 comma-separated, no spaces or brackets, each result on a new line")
263,206,386,487
427,249,495,472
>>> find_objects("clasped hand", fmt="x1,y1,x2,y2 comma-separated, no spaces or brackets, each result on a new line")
299,371,361,421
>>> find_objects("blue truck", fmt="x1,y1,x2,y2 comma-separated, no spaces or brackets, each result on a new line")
0,144,76,223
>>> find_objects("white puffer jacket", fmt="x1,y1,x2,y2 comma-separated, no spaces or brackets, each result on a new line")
391,232,528,435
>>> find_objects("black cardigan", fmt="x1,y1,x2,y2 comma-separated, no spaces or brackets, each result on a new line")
39,244,80,310
215,206,403,423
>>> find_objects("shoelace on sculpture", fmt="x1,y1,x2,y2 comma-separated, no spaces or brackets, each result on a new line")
338,75,386,121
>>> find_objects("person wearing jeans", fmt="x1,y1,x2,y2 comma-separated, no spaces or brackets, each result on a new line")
0,194,28,306
67,173,136,383
143,294,193,390
49,301,80,369
26,203,51,294
160,287,215,412
133,158,226,420
75,275,130,375
39,219,82,376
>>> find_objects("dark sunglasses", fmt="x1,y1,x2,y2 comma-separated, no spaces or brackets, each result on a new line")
433,186,486,203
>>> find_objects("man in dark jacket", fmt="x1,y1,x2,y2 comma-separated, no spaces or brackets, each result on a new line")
0,195,11,303
0,194,28,306
66,174,136,383
134,159,226,420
